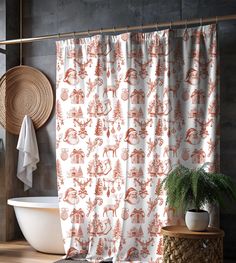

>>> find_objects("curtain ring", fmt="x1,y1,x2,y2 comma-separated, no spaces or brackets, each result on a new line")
156,21,158,31
87,29,91,37
113,26,116,34
200,18,203,27
140,23,143,32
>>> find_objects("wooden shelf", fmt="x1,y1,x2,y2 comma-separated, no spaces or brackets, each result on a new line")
161,225,224,239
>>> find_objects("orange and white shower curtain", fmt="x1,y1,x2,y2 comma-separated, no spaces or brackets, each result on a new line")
56,24,219,262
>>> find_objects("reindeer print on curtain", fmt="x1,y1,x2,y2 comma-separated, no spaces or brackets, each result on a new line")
56,24,219,262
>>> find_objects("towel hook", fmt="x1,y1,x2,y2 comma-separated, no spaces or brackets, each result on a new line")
0,138,4,153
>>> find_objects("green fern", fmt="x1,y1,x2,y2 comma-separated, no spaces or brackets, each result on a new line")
159,164,236,212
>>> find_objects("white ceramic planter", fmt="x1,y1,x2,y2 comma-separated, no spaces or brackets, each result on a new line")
185,210,209,231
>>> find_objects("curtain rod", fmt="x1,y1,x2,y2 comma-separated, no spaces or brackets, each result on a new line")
0,13,236,45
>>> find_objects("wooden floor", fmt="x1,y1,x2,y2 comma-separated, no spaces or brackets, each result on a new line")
0,240,62,263
0,240,235,263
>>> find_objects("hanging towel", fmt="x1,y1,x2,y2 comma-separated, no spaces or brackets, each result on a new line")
17,115,39,191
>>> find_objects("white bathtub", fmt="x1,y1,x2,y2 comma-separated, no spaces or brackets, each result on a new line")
7,196,65,254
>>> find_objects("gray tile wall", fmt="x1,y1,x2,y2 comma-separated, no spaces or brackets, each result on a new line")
0,0,26,242
2,0,236,258
0,0,6,242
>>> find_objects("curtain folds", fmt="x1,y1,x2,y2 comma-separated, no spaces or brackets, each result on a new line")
56,24,219,262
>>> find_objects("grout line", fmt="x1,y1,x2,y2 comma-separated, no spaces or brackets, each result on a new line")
180,0,183,20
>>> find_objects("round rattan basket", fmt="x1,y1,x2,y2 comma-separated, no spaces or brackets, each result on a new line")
0,65,54,135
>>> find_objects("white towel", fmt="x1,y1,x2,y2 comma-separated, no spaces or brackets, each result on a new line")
17,115,40,191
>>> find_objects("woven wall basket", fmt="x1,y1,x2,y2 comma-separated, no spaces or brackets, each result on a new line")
0,65,54,135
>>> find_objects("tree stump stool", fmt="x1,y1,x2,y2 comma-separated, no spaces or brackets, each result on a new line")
161,225,224,263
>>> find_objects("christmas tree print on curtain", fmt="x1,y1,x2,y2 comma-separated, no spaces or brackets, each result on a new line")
56,24,219,262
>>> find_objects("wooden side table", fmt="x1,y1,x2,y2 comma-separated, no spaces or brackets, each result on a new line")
161,225,224,263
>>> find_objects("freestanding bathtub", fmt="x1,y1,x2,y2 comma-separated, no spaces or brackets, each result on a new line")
7,196,65,254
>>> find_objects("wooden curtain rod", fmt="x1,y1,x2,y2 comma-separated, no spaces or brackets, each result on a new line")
0,13,236,45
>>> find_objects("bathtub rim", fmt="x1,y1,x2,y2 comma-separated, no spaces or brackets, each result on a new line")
7,196,59,209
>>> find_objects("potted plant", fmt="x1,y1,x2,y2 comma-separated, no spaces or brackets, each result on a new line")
159,164,236,231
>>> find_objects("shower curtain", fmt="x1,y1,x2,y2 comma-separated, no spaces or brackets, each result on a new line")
56,24,219,262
